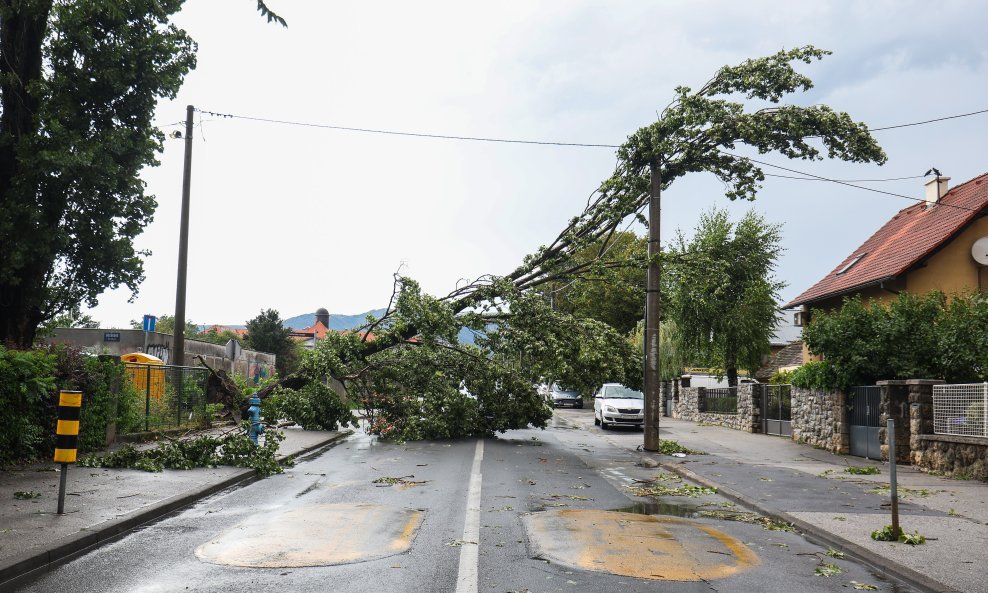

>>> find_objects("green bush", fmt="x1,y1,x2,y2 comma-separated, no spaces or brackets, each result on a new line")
789,361,833,390
0,347,57,466
0,345,144,466
802,292,988,389
768,368,794,385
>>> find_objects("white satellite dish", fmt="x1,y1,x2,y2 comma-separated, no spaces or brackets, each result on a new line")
972,236,988,265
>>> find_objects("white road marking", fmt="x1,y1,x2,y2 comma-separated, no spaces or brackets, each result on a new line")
455,439,484,593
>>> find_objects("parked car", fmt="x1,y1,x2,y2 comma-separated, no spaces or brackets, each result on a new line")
593,383,644,430
540,383,583,408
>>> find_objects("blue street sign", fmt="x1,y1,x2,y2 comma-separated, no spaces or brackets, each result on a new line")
143,315,157,332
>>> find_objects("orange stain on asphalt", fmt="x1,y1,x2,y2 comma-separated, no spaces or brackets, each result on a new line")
524,509,759,581
196,503,423,568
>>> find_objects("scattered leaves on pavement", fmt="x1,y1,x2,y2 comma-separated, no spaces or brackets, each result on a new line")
824,548,845,559
658,440,704,455
13,491,41,499
629,484,717,497
372,475,429,487
697,509,797,532
446,539,477,547
814,563,842,577
844,466,880,475
850,581,879,590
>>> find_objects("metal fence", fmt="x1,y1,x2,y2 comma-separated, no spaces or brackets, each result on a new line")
700,387,737,414
123,363,210,432
933,383,988,438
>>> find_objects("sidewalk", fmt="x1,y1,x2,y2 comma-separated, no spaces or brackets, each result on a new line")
0,426,351,587
560,411,987,593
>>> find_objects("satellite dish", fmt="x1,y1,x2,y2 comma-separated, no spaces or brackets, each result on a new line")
972,236,988,266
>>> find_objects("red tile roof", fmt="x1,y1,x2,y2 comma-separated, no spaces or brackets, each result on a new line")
785,172,988,308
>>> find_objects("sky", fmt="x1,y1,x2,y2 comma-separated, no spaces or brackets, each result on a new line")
88,0,988,328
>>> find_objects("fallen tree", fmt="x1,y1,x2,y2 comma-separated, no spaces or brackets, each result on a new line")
256,47,887,441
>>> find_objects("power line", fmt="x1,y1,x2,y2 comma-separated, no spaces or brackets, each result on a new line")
723,151,980,213
195,109,619,148
765,173,925,183
192,104,988,151
869,107,988,131
188,106,985,210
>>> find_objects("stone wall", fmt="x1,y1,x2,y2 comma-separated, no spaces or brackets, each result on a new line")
911,434,988,480
672,385,759,432
791,387,847,454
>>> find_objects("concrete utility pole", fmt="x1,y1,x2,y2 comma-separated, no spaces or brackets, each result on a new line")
172,105,194,368
643,158,662,451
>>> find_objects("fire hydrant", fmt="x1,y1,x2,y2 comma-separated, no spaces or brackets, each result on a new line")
247,396,264,445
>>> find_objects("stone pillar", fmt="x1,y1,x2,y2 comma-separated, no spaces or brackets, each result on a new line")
907,379,943,465
878,380,910,463
834,390,849,454
749,384,762,433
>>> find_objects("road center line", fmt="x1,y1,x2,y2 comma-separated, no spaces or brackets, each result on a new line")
455,439,484,593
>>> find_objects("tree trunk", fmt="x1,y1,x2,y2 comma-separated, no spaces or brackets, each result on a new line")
0,2,54,348
726,350,738,387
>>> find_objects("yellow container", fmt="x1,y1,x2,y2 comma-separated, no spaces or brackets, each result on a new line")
122,353,165,400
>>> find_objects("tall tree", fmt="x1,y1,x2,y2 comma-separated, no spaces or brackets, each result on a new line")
0,1,197,348
665,208,784,386
244,309,297,376
0,1,285,349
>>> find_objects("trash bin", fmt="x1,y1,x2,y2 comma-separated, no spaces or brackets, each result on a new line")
121,352,165,400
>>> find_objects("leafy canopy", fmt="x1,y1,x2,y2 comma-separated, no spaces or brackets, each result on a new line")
0,0,197,347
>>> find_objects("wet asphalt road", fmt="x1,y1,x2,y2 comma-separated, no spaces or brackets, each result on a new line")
8,414,918,593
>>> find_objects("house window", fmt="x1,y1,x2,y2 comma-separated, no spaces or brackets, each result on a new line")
836,253,866,275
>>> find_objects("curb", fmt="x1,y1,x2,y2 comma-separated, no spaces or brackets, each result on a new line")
0,430,352,589
646,455,961,593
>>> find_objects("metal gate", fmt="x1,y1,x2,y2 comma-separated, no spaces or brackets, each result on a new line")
761,384,792,437
662,382,673,417
849,386,881,459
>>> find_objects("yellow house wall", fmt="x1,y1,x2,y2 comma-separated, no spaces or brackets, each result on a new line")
905,215,988,295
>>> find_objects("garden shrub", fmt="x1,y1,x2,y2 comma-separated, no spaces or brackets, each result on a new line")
802,292,988,389
0,347,57,466
0,345,144,466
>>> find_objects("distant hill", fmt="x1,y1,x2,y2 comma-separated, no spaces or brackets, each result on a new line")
226,308,482,344
283,308,388,331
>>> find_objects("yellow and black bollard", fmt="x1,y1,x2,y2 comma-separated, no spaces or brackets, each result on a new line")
54,390,83,515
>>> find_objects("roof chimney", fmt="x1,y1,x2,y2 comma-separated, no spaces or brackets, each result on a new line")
924,175,949,206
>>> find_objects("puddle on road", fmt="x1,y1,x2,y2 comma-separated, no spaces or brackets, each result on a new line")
611,500,700,518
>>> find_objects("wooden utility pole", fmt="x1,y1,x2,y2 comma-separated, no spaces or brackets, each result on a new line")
643,158,662,451
172,105,194,368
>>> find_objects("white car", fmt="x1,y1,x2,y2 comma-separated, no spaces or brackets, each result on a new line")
593,383,644,430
